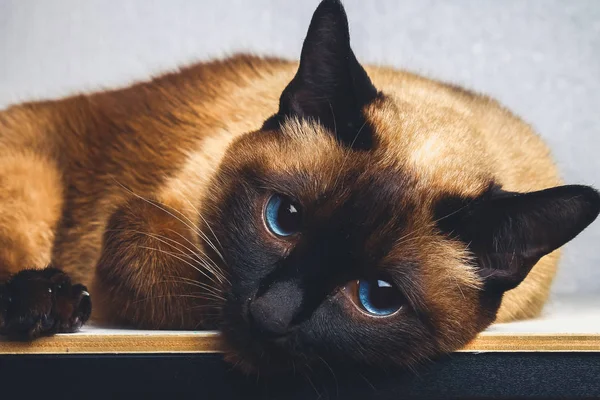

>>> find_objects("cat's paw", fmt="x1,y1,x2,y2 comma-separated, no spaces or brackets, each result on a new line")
0,267,91,340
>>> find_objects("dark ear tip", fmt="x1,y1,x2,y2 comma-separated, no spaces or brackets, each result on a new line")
319,0,344,8
564,184,600,208
548,184,600,226
579,185,600,217
314,0,347,17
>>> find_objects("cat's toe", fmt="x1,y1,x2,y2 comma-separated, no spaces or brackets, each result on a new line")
0,267,92,340
60,284,92,332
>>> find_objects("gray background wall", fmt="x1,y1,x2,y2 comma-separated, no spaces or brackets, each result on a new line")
1,0,598,296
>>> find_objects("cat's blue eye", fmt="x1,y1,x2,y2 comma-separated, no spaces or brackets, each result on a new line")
357,278,403,316
264,194,302,237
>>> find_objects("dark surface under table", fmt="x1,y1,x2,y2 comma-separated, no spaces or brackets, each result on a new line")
1,352,599,399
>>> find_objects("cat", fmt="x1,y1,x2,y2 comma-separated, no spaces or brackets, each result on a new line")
0,0,598,374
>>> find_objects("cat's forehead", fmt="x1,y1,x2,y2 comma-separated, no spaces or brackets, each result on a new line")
363,94,494,198
264,121,417,209
234,97,494,212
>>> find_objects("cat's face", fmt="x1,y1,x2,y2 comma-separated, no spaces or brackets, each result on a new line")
206,116,490,373
201,0,600,374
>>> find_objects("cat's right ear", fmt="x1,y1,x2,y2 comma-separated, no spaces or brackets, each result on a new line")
436,184,600,294
262,0,380,150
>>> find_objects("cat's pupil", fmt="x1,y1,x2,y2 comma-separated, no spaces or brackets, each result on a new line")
265,194,302,236
279,202,298,231
370,280,397,309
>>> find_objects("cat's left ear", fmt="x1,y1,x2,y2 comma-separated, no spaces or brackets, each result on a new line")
263,0,380,150
437,185,600,294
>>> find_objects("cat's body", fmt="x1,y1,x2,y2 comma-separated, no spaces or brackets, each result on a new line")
0,0,597,373
0,56,559,324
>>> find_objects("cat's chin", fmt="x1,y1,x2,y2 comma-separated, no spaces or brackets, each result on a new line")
221,341,302,376
220,318,312,375
223,349,266,376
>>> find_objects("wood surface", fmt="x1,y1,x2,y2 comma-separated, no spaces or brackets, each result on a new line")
1,330,599,354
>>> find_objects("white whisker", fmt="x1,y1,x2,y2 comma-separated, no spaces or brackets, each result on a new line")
113,179,220,259
180,195,224,252
167,228,229,284
139,245,221,286
162,275,224,297
132,293,224,305
109,179,228,282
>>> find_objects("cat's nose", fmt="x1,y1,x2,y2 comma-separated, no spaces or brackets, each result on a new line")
249,280,303,337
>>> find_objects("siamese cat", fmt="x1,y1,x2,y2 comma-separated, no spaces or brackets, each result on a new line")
0,0,598,374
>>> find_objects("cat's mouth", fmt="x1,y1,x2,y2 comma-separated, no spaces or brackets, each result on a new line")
221,322,303,375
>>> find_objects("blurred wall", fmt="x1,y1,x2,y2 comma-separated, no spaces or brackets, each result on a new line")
1,0,599,296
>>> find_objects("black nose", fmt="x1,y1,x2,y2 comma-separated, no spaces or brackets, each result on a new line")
249,280,303,336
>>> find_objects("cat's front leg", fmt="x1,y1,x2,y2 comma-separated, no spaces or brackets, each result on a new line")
0,267,91,340
91,197,222,330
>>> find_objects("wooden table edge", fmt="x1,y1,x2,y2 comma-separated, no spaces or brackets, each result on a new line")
1,332,600,354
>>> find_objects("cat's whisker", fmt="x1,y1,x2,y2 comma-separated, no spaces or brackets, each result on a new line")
104,227,209,265
168,231,225,278
302,370,322,399
163,223,212,261
154,291,224,301
112,227,227,285
167,228,229,284
112,179,225,265
138,234,197,260
130,229,224,281
193,320,207,330
179,293,226,302
167,274,212,286
132,293,224,305
113,226,226,285
159,189,226,263
358,372,377,392
189,304,223,310
317,355,338,398
161,277,224,298
180,194,225,254
114,179,200,233
143,229,227,283
156,277,224,297
139,245,222,286
189,294,226,302
176,209,225,265
166,276,225,302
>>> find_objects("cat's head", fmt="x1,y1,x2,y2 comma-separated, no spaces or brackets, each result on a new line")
202,0,600,374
